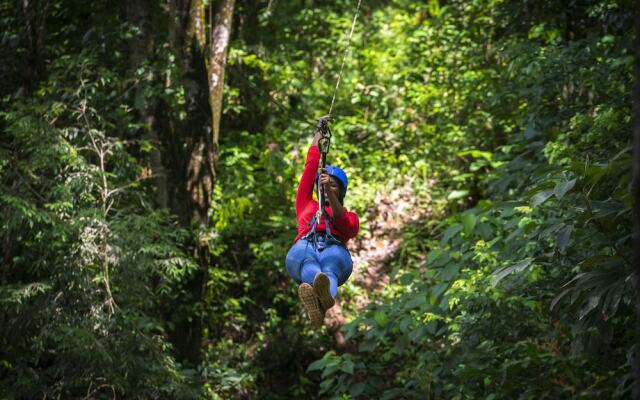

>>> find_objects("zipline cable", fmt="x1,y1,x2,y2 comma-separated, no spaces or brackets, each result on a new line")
328,0,363,116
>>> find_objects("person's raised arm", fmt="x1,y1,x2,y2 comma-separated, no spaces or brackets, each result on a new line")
295,124,326,216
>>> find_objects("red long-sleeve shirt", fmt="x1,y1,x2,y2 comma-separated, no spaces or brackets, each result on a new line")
294,145,360,244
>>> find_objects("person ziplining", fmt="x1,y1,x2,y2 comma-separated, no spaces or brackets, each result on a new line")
285,0,363,325
285,115,360,324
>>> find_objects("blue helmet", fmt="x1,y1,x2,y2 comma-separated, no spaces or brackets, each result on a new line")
317,165,348,198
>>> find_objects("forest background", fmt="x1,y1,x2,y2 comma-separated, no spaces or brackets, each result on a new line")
1,0,638,399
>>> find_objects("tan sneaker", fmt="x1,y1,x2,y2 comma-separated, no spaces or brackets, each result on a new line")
298,283,323,325
313,273,335,312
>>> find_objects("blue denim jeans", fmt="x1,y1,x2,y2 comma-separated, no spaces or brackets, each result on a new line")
285,238,353,297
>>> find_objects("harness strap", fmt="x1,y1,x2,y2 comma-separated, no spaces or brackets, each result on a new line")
304,210,343,251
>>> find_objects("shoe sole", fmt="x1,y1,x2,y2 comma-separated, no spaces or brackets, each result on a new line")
313,273,335,311
298,283,323,325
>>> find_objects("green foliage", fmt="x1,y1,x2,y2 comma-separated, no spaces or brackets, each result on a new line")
1,22,199,398
1,0,635,398
295,0,634,398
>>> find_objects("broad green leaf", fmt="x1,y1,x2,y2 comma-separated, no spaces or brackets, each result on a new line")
358,339,376,353
430,283,449,304
448,190,469,200
553,178,576,199
591,201,627,219
374,310,388,327
341,360,355,374
579,296,600,320
307,358,327,372
602,284,624,320
538,223,564,238
439,262,460,281
556,225,572,254
492,259,533,287
461,212,477,234
425,320,438,335
426,249,443,264
433,252,451,267
320,365,337,379
408,326,428,343
404,295,427,310
475,222,493,239
428,0,441,16
457,149,492,161
530,189,554,207
441,223,462,245
550,288,572,311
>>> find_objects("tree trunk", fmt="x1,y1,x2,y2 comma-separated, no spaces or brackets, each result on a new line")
21,0,50,94
207,0,235,162
633,0,640,398
126,0,168,209
167,0,235,366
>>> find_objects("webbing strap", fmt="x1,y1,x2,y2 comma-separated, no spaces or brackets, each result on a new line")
305,210,340,251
